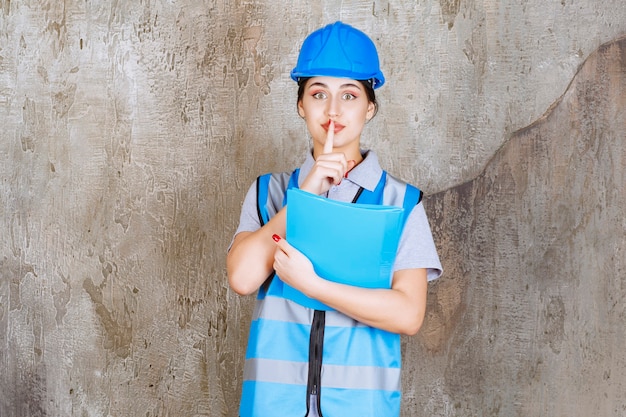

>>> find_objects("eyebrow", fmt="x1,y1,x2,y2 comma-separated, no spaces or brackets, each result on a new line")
308,82,363,90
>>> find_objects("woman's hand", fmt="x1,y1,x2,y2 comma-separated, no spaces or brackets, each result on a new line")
300,121,356,195
272,234,321,295
271,233,428,336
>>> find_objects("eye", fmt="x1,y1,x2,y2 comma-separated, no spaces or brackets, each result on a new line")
342,92,358,100
311,91,327,99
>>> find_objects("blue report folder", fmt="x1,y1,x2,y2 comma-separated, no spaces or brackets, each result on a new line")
283,188,405,311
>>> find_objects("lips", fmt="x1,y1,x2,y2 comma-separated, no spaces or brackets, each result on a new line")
323,121,345,133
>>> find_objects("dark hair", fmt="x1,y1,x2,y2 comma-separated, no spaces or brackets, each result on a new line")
296,78,379,118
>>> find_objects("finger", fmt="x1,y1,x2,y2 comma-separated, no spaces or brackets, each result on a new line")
323,120,334,154
272,234,290,255
314,158,347,186
345,159,356,178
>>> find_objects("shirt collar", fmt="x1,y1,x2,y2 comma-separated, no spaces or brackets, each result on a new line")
298,149,384,192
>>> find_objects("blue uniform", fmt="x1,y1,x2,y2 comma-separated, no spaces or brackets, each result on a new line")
234,151,442,416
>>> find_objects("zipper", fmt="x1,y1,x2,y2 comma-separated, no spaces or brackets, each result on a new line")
305,187,362,416
306,310,325,416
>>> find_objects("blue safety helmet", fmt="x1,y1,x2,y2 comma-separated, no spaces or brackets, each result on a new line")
290,21,385,89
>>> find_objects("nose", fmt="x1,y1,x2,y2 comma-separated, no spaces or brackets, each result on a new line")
327,96,341,118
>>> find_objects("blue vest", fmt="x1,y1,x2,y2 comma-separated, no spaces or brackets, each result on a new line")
240,169,422,417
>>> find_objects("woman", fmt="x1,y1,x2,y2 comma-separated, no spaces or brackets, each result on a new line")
227,21,442,417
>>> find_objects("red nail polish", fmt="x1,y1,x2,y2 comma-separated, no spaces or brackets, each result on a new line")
272,234,281,242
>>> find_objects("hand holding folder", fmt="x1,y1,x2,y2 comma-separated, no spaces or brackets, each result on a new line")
283,188,405,311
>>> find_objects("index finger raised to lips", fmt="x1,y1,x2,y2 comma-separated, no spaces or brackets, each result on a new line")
323,120,334,154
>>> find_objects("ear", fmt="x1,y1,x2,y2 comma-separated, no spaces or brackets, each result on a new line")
366,101,376,121
297,100,305,119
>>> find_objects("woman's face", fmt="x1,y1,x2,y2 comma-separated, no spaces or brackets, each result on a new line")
297,76,376,158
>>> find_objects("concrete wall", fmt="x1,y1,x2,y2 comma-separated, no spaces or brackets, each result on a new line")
414,38,626,416
1,1,624,416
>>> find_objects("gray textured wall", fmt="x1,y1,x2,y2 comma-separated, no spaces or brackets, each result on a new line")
1,1,625,416
414,38,626,416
